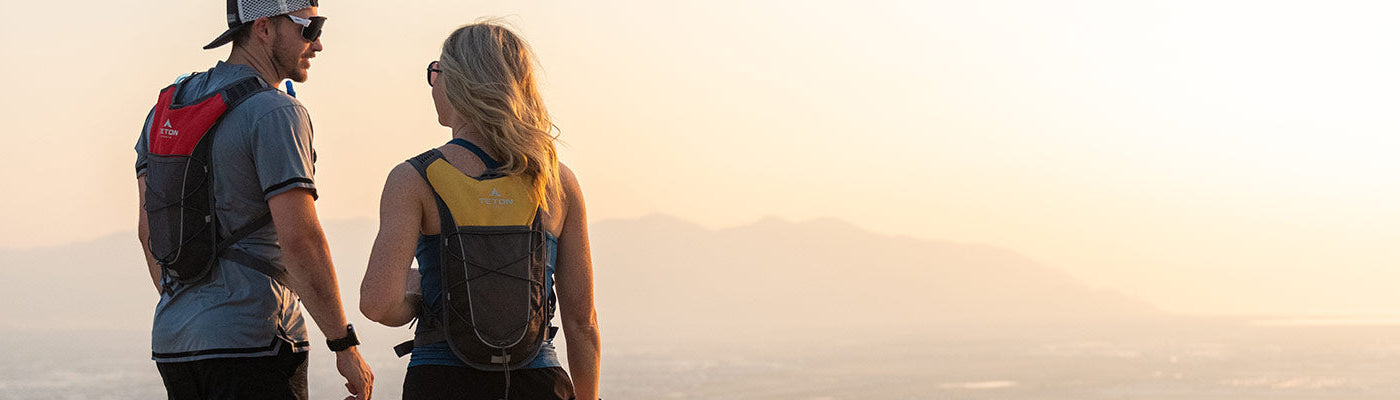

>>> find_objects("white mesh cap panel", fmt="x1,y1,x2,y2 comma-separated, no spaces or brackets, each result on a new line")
237,0,315,23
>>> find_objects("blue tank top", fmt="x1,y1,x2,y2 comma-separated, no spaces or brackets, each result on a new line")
408,232,562,369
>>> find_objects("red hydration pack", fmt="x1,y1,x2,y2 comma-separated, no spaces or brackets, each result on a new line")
143,75,283,289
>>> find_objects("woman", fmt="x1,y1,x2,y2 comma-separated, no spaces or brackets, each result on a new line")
360,22,600,400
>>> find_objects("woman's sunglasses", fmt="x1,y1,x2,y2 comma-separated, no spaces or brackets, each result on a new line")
283,14,327,42
427,61,442,86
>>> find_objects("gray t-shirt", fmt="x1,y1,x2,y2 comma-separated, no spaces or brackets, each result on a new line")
135,61,314,362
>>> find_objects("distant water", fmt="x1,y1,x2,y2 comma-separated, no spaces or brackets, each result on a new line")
3,323,1400,399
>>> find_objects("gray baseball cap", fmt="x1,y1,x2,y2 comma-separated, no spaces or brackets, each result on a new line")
203,0,320,49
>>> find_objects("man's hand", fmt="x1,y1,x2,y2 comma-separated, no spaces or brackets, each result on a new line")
336,347,373,400
268,189,373,398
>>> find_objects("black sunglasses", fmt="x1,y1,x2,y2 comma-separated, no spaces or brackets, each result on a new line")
283,14,327,42
427,61,442,86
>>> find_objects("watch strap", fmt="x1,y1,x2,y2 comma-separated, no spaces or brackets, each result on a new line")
326,324,359,352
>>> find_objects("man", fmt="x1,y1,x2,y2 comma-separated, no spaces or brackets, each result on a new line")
134,1,372,398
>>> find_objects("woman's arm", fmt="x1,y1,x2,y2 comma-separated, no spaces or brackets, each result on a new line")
360,163,426,327
554,165,601,399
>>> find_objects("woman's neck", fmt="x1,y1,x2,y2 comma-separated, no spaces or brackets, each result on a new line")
451,126,486,144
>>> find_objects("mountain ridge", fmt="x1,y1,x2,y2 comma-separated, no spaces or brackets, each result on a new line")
0,215,1162,338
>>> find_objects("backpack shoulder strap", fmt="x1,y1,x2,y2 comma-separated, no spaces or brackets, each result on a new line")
407,148,445,180
215,213,284,286
394,148,455,358
163,74,268,111
202,77,280,285
446,138,504,170
406,148,459,230
217,76,274,109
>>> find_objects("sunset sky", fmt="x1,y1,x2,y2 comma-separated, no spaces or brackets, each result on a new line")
1,0,1397,316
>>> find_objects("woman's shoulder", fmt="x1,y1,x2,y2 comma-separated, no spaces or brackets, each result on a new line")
381,160,431,197
558,162,581,195
555,162,588,209
387,161,422,183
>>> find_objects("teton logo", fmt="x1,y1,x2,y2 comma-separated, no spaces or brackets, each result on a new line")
159,120,179,137
479,187,514,205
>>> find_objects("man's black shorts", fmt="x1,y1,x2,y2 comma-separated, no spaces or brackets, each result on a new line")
155,344,308,400
403,365,575,400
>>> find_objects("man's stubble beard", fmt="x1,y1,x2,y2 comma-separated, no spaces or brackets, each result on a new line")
271,38,309,83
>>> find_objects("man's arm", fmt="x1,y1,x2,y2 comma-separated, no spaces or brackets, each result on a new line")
267,188,374,400
136,176,161,293
266,187,348,337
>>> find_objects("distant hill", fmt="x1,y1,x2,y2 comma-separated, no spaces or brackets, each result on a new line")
0,215,1161,340
0,220,379,332
0,229,157,331
591,215,1163,342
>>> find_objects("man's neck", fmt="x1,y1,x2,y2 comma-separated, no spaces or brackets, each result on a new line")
226,47,283,88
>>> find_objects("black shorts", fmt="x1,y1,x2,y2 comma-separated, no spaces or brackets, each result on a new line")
403,365,575,400
155,344,308,400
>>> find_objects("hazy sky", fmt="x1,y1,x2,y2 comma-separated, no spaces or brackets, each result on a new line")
1,0,1397,316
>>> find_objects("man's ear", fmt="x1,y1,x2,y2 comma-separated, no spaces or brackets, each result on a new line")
248,17,276,45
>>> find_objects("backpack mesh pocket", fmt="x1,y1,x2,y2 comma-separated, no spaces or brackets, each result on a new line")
441,225,550,370
145,154,216,282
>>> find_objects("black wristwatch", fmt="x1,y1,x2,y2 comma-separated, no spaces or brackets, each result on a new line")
327,324,360,352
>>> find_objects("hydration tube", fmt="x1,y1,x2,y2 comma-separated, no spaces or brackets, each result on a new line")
284,80,297,98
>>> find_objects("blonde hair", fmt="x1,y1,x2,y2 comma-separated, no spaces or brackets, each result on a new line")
438,20,561,211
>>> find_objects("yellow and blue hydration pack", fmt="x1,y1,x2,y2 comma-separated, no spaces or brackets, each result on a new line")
394,138,556,372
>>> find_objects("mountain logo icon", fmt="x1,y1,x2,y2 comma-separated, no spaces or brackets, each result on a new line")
159,120,179,137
